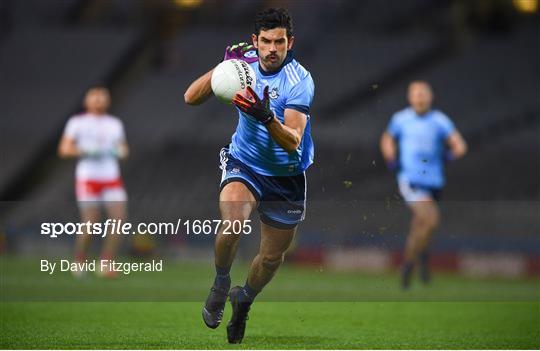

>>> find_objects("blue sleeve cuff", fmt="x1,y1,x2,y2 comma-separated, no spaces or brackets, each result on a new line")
285,104,310,115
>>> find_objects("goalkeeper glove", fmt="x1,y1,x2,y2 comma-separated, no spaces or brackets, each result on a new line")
80,145,120,159
80,145,104,159
233,86,274,125
223,42,258,63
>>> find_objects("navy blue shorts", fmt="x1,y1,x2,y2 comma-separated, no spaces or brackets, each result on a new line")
219,147,306,229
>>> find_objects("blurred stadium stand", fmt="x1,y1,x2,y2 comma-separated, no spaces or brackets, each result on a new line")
1,0,538,275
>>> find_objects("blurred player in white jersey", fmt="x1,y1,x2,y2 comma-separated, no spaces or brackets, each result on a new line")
58,87,129,278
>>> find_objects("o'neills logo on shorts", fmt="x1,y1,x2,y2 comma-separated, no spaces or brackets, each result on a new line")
287,209,302,214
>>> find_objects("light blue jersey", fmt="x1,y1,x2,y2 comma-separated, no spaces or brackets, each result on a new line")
229,52,315,176
387,107,455,188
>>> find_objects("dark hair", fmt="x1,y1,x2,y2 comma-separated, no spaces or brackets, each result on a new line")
254,8,293,37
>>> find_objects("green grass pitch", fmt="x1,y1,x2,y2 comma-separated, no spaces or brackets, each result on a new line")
1,256,539,349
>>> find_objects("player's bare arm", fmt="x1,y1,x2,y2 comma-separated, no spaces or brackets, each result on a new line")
446,131,467,159
58,135,81,159
380,131,397,162
266,108,307,153
117,141,130,160
184,69,214,105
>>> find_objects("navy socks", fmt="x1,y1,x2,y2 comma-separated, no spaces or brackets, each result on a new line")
239,282,260,304
213,265,260,303
214,265,231,288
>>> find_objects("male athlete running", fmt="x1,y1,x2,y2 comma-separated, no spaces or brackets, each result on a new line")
184,8,314,344
380,81,467,289
58,87,129,278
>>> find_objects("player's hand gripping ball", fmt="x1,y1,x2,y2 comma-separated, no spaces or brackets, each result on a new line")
223,42,258,63
211,59,257,104
233,86,275,125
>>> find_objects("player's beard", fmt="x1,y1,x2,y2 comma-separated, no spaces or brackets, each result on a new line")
261,53,283,72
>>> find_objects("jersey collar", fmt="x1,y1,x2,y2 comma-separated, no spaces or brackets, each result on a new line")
410,107,433,118
258,50,294,76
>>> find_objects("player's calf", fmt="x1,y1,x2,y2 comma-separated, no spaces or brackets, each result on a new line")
204,193,255,329
261,253,284,272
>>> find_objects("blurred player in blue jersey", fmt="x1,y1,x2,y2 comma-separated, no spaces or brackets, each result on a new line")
380,81,467,289
184,8,314,343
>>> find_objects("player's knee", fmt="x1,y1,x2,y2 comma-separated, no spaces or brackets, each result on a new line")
424,206,440,229
261,253,284,272
414,212,431,228
220,203,251,223
220,200,253,223
220,212,248,226
429,212,440,229
415,212,439,232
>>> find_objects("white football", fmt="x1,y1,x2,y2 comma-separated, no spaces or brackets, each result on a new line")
211,59,257,104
